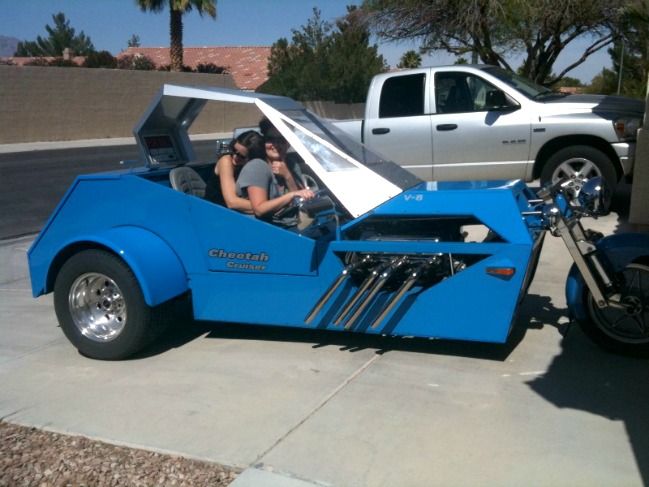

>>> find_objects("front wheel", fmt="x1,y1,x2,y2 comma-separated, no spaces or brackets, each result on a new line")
54,249,166,360
540,145,617,199
578,263,649,357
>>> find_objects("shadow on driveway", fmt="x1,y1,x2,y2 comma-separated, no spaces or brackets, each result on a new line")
130,291,569,364
528,328,649,487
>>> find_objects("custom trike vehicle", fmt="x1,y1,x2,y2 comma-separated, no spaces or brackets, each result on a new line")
28,85,649,360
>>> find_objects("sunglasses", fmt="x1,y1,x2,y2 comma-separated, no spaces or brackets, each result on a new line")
266,137,288,146
233,150,249,160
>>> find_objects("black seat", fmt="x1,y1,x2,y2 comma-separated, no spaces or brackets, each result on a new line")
204,173,226,205
169,166,206,198
445,84,473,113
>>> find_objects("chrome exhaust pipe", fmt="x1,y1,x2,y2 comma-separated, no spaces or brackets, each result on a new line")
343,257,408,330
304,255,372,324
370,260,431,329
333,262,384,326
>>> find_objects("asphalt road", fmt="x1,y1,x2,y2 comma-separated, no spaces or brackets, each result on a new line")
0,141,216,240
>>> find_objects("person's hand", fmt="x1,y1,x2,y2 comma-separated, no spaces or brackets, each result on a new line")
271,160,291,179
293,189,315,201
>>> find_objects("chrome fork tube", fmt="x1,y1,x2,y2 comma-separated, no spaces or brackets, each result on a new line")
555,216,610,307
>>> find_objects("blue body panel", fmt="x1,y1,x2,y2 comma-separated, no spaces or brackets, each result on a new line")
565,232,649,321
28,170,544,344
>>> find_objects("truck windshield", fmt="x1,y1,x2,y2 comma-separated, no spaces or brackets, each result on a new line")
481,66,553,100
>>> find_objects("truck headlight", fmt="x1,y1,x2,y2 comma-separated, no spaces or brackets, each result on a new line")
614,117,641,141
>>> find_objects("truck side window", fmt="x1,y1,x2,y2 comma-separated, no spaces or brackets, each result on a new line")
379,73,425,118
435,73,501,114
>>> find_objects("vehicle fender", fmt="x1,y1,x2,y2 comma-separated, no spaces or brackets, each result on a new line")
565,232,649,321
53,226,189,307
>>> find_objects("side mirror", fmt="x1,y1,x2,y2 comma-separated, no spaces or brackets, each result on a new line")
577,177,611,216
485,90,519,112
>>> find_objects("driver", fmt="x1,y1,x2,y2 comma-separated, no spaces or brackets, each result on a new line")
235,119,314,230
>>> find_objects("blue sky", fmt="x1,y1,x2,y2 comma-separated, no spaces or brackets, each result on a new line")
1,0,612,82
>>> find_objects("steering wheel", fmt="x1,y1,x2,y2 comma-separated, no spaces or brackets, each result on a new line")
274,189,332,219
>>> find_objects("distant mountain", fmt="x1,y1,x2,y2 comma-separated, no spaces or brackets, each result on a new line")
0,36,20,56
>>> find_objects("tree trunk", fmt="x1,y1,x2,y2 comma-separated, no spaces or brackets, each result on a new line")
170,6,183,72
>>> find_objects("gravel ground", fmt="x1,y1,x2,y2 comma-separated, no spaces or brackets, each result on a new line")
0,421,238,486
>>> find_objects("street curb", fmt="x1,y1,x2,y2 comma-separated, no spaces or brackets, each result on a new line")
230,468,329,487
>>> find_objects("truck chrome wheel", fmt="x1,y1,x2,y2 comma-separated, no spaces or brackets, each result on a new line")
550,157,601,197
587,263,649,345
68,272,127,342
541,146,617,204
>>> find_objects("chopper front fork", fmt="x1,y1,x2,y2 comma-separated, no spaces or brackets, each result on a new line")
554,216,625,310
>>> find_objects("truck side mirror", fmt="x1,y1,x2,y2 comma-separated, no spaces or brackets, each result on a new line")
486,90,519,112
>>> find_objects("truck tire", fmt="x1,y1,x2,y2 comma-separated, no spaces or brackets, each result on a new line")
54,249,166,360
540,145,617,198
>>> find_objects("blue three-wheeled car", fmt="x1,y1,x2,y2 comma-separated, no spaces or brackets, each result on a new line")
27,85,649,359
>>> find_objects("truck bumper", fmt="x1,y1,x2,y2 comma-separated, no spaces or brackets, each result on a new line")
612,141,635,176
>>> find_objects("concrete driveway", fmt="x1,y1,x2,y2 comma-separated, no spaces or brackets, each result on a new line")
1,209,648,487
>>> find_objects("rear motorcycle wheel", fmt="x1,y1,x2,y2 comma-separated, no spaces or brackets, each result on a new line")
579,263,649,357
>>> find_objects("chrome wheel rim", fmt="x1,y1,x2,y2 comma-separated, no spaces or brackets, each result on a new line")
68,273,127,342
551,157,602,198
589,264,649,344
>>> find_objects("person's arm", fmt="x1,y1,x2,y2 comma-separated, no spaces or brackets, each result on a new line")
240,159,314,218
247,186,313,218
217,156,253,213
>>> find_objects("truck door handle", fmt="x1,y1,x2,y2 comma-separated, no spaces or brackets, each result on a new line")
372,128,390,135
436,124,458,131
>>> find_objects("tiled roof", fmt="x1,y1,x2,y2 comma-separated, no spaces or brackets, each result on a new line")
120,46,271,90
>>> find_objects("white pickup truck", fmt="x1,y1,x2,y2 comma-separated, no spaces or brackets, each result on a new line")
333,65,644,194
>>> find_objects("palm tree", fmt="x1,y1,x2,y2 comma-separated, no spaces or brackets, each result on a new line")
136,0,217,71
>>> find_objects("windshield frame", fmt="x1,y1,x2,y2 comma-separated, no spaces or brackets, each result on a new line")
480,65,553,100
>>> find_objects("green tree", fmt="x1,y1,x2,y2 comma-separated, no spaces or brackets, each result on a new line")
325,6,387,102
117,53,156,70
261,7,386,102
263,9,332,100
136,0,217,71
397,50,422,69
552,76,584,88
605,1,649,98
15,12,95,56
195,62,228,73
585,67,619,94
83,50,117,68
359,0,623,85
127,34,141,48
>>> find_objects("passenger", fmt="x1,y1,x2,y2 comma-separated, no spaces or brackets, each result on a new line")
204,130,264,212
235,119,314,230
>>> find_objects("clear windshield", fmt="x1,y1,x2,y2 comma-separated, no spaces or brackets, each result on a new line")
278,109,422,190
480,66,553,99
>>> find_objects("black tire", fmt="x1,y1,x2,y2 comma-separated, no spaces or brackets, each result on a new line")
539,145,617,198
577,263,649,357
54,249,165,360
